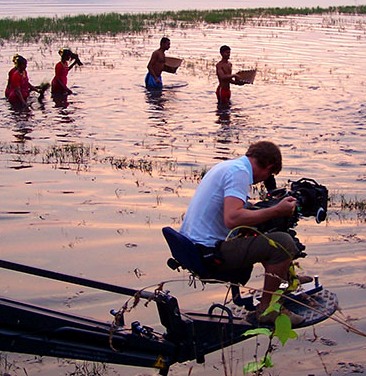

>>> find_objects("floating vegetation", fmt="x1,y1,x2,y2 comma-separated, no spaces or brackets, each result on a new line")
340,194,366,222
0,142,41,167
2,140,366,223
0,352,22,375
0,142,40,156
104,155,154,174
1,140,178,174
340,195,366,211
63,360,109,376
326,192,366,223
42,143,99,170
103,155,177,176
0,6,366,42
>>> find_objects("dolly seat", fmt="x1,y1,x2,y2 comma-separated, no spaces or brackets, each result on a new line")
162,226,254,310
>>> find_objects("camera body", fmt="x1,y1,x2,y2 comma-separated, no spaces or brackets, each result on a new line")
250,178,328,255
290,178,328,221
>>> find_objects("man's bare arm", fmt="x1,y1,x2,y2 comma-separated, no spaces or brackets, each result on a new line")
223,196,297,229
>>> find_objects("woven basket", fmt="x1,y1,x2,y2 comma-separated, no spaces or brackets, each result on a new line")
236,69,257,84
163,57,183,74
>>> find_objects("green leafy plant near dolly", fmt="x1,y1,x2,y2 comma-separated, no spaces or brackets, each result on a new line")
241,262,300,375
242,288,298,375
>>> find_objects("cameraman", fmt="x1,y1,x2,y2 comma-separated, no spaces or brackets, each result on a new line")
180,141,304,325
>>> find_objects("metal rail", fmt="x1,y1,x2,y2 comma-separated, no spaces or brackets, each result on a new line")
0,259,154,300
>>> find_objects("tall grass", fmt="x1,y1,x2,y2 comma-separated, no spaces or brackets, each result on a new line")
0,13,146,42
0,6,365,42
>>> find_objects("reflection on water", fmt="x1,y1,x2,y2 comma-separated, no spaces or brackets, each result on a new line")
13,123,33,142
1,0,364,18
215,105,253,160
216,106,231,126
52,93,70,109
1,14,366,376
145,87,165,112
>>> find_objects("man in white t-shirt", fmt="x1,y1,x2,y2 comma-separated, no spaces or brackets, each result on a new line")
180,141,304,325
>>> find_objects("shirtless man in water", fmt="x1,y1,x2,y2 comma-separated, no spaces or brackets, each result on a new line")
145,37,171,89
216,45,243,106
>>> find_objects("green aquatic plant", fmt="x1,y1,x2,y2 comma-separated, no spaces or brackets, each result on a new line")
327,192,366,223
0,142,40,156
0,141,177,175
42,143,98,170
0,6,365,42
106,155,181,184
105,155,154,174
0,13,146,42
340,194,366,211
64,360,109,376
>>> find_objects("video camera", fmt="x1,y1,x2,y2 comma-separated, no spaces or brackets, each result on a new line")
250,177,328,256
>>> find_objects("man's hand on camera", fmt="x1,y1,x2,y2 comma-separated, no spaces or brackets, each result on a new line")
275,196,297,217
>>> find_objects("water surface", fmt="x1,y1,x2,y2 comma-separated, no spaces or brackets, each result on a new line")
0,11,366,376
0,0,366,18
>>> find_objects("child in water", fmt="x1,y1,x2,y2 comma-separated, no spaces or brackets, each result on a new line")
51,48,82,96
5,55,39,108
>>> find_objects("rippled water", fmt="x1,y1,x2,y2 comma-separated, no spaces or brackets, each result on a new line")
1,13,366,376
1,0,365,18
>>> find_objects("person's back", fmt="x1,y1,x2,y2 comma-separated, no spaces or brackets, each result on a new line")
6,56,31,107
180,141,306,326
5,66,17,98
8,70,29,101
180,156,251,247
52,60,69,95
5,54,24,99
52,48,81,96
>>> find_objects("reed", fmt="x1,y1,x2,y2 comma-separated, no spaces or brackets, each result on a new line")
0,6,365,42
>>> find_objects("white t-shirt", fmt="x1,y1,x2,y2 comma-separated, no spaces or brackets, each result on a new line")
180,156,253,247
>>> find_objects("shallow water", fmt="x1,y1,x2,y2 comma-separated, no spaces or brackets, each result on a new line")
1,0,366,18
1,12,366,376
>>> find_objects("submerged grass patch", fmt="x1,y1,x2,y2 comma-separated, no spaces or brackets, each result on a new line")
42,143,99,170
0,6,365,42
0,141,177,174
2,141,366,218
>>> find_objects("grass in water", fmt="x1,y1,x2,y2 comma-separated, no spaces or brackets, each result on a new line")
0,6,365,42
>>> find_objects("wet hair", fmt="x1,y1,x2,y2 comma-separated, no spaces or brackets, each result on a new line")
245,141,282,175
160,37,170,46
12,54,20,65
220,45,231,54
14,55,27,68
58,48,72,59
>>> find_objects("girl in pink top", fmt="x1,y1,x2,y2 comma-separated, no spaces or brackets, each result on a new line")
6,55,38,108
51,48,82,96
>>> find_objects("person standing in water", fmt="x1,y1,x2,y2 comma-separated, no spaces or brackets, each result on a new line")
5,54,20,99
216,45,244,106
51,48,82,96
145,37,171,90
6,55,39,108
